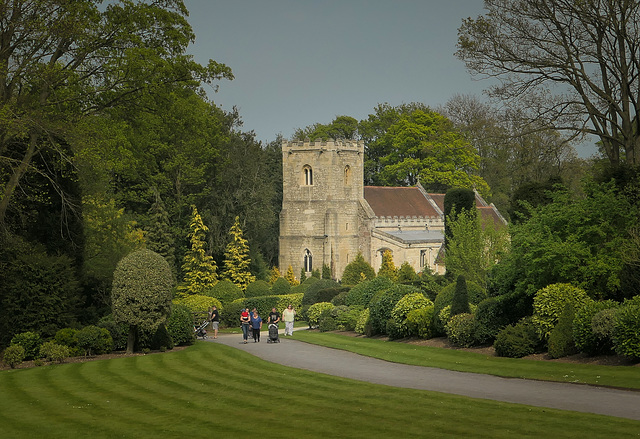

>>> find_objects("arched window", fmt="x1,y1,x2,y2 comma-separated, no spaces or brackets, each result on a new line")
344,165,351,186
303,249,313,272
303,165,313,185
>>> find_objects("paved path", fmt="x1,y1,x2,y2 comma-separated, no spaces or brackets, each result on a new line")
209,330,640,421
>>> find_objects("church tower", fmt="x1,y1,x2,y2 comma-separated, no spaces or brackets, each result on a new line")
279,139,365,280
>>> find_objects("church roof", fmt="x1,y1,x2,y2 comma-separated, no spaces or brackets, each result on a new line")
363,186,441,218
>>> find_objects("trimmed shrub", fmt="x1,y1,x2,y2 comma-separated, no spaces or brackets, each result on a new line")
245,280,272,297
369,284,418,335
137,324,173,351
613,298,640,360
173,295,222,314
335,305,364,331
474,295,518,344
591,308,617,353
341,253,376,286
450,275,471,316
330,291,348,306
3,345,25,368
54,328,84,356
97,315,128,352
390,292,432,338
355,308,371,335
291,276,320,294
406,306,435,339
307,302,334,327
445,313,477,347
302,279,341,305
205,280,243,305
433,281,486,335
39,341,70,363
10,332,42,361
271,277,291,295
76,325,113,356
548,303,578,359
532,283,589,340
318,307,338,332
166,304,195,346
494,318,542,358
573,300,618,356
344,276,394,307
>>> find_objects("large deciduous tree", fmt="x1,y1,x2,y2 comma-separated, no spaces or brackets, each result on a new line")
457,0,640,167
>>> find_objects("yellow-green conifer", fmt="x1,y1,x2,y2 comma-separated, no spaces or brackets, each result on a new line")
222,216,255,290
285,265,299,286
179,206,218,296
378,250,398,281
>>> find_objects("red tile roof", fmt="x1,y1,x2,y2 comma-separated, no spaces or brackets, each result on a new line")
364,186,440,218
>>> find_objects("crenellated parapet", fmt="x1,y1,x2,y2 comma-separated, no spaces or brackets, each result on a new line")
282,138,364,154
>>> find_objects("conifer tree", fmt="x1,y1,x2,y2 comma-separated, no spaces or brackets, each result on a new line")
179,206,218,296
222,216,255,290
300,267,307,283
341,253,375,286
269,266,281,284
397,261,417,283
451,275,471,316
145,194,176,276
322,264,331,280
378,250,398,281
285,265,299,286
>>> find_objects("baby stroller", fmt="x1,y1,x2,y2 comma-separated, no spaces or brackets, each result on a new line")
266,323,280,343
194,319,209,339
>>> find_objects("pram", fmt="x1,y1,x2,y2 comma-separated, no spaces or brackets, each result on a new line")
266,323,280,343
194,319,209,339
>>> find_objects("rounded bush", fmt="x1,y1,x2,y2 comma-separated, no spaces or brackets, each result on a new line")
166,304,195,346
39,341,70,363
97,316,128,352
474,296,515,344
390,293,432,338
532,283,589,340
548,303,577,359
271,277,291,295
318,307,338,332
205,280,243,305
341,254,376,286
10,331,42,361
335,305,364,331
77,325,113,356
406,306,435,339
433,281,486,334
291,276,320,294
494,318,541,358
245,280,271,298
302,279,341,305
307,302,334,327
355,308,371,335
3,345,25,368
369,284,418,335
344,277,394,307
54,328,84,356
573,299,618,355
613,298,640,360
331,291,348,306
445,313,477,347
591,308,617,348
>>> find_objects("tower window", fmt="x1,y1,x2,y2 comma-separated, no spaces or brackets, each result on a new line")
344,165,351,186
303,165,313,185
304,249,313,272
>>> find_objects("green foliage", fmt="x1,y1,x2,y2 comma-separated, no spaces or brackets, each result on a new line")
271,277,291,295
223,294,304,327
390,292,433,338
377,250,398,281
444,188,476,219
77,325,113,356
548,303,578,359
494,318,542,358
406,306,436,339
284,265,299,286
451,275,471,316
335,306,364,331
330,291,348,306
136,324,174,351
291,276,320,294
397,262,417,283
307,302,334,327
179,206,218,296
166,304,195,346
222,216,255,290
344,276,394,307
433,280,486,334
590,308,617,353
341,253,376,286
144,195,176,276
573,300,618,356
473,295,520,344
355,308,371,335
245,280,272,297
322,264,331,280
532,283,589,340
10,332,42,361
311,268,321,279
302,279,342,305
613,298,640,360
3,345,25,368
369,284,418,335
39,341,71,363
206,279,243,306
445,313,477,348
54,328,85,356
173,295,222,314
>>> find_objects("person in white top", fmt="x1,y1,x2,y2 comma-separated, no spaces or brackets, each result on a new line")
282,304,296,336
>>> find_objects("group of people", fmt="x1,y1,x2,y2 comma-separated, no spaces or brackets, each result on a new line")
239,305,297,344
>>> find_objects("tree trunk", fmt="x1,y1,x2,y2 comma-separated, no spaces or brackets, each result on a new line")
127,325,137,354
0,133,38,224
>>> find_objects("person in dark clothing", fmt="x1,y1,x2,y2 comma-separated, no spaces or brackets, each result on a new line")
250,309,263,342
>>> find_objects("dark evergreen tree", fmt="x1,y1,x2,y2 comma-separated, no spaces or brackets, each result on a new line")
145,194,176,277
451,275,471,316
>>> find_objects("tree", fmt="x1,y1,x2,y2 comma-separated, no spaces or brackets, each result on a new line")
377,250,398,281
179,206,218,296
222,216,255,291
0,0,232,226
284,265,299,286
144,194,176,276
457,0,640,167
397,262,417,283
341,253,376,286
293,115,359,140
111,249,173,353
269,266,281,284
451,275,471,316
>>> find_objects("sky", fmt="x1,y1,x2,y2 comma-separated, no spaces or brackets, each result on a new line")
184,0,490,144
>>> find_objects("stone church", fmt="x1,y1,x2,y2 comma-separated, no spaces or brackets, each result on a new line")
278,139,506,281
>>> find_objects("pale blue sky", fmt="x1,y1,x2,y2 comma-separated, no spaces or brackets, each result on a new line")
185,0,489,143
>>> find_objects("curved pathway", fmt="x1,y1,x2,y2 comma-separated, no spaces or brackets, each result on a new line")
209,331,640,421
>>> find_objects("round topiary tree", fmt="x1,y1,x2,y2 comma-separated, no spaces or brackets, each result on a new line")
390,292,433,338
206,279,243,305
245,280,272,297
341,253,376,286
271,277,291,295
531,283,589,340
112,249,174,353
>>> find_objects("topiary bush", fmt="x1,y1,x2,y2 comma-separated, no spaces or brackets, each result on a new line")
76,325,113,356
389,292,432,338
291,276,319,294
355,308,371,335
344,276,394,307
532,283,589,340
573,299,618,356
494,318,542,358
166,304,195,346
474,295,519,344
10,331,42,361
302,279,342,305
307,302,334,327
271,277,291,295
205,280,243,305
369,284,418,335
591,308,617,353
445,313,477,347
330,291,349,306
39,341,70,363
97,315,128,352
450,275,471,316
3,345,25,368
433,281,486,335
245,280,272,298
613,297,640,360
406,306,435,339
341,253,376,286
335,305,364,331
318,307,338,332
548,303,578,359
136,324,173,351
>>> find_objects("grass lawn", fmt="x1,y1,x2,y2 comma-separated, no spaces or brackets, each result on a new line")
292,331,640,389
0,342,638,438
